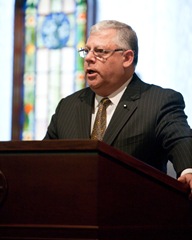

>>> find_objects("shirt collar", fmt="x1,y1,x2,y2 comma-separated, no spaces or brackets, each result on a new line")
95,76,133,107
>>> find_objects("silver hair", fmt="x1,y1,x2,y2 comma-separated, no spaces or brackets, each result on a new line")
90,20,138,65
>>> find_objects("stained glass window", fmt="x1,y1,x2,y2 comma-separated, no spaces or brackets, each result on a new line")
23,0,87,140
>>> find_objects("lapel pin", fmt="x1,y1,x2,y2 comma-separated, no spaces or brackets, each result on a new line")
123,104,127,108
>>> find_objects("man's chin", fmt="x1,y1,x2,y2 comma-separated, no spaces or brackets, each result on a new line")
87,78,99,87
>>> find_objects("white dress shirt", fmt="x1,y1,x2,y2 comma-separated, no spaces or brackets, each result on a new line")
91,77,132,132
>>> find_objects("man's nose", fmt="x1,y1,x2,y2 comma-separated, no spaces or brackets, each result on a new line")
85,50,96,61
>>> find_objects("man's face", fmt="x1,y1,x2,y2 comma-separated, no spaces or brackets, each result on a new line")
84,29,128,96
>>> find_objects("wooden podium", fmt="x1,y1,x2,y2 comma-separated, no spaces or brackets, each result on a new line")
0,140,191,239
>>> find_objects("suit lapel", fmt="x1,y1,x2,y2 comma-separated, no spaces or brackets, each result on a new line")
76,89,95,138
103,74,142,145
74,73,146,141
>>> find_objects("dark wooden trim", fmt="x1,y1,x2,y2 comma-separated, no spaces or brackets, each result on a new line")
11,0,26,140
87,0,97,34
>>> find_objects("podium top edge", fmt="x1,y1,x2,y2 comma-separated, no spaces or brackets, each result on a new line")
0,140,99,151
0,140,190,196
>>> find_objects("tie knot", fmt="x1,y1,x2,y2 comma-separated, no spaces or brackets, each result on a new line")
100,97,111,107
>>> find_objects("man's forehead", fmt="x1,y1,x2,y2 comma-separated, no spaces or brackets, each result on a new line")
86,30,117,46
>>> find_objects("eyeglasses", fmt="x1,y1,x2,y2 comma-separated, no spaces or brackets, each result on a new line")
78,47,125,60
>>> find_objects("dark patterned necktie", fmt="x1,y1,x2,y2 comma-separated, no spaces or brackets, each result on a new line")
91,98,111,140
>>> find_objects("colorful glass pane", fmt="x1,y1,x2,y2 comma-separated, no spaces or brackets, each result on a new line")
23,0,87,140
23,1,37,140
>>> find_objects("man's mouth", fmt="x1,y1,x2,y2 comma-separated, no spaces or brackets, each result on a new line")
86,69,98,77
87,69,96,74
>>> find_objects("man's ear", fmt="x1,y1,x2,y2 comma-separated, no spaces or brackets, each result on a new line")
123,50,134,67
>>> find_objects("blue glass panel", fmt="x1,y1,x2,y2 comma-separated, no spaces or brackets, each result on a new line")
41,12,70,49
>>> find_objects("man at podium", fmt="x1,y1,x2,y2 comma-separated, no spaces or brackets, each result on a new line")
44,20,192,191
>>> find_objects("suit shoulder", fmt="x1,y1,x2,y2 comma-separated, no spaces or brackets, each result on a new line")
133,75,185,104
59,87,92,102
149,83,184,99
54,87,94,113
133,73,182,96
66,87,92,98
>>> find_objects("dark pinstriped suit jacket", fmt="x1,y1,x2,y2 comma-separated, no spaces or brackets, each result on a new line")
44,73,192,175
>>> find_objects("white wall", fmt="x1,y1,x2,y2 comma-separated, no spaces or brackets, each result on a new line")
97,0,192,128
